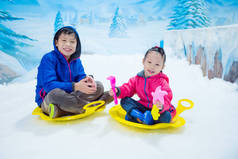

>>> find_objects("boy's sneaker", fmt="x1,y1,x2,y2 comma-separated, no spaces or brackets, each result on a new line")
41,100,73,118
48,104,60,119
48,103,72,119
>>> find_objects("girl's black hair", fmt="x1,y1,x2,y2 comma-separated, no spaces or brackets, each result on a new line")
144,46,166,63
54,26,81,59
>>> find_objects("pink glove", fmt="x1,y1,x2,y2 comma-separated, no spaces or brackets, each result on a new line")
151,86,168,105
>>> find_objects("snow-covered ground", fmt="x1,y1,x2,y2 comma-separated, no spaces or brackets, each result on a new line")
0,53,238,159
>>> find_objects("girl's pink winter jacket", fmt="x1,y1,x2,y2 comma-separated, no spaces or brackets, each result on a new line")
118,71,173,114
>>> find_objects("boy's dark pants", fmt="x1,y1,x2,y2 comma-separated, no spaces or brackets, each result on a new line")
41,81,104,115
120,97,172,123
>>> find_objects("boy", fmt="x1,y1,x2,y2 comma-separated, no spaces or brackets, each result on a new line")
35,26,113,118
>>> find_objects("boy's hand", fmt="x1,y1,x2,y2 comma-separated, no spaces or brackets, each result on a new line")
85,76,97,89
109,88,118,96
74,78,97,94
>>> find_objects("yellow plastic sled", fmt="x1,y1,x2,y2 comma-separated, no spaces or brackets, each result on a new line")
32,100,105,121
109,99,194,129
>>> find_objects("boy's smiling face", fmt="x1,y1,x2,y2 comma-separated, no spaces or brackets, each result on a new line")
55,33,77,60
143,51,164,77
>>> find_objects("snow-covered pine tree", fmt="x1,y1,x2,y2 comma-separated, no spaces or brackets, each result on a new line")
167,0,185,30
109,7,127,38
168,0,210,30
89,10,94,25
70,12,78,27
54,11,64,33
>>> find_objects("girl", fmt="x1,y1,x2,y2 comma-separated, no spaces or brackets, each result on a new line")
109,46,176,125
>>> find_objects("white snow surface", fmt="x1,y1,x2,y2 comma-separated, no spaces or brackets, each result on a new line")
0,53,238,159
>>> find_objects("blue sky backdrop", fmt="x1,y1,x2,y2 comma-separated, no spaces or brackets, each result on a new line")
1,0,238,26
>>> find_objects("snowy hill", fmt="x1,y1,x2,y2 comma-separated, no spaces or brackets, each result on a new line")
0,54,238,159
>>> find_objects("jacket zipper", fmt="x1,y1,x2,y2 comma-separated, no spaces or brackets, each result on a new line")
67,58,80,82
144,77,150,108
67,61,72,82
60,52,72,82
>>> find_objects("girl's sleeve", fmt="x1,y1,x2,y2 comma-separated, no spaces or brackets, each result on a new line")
40,56,73,93
118,77,137,99
160,80,173,114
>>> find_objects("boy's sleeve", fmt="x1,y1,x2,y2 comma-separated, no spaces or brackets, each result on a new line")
160,80,173,114
40,56,73,93
118,77,137,99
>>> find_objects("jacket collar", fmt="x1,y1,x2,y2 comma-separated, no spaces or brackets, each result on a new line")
53,48,69,63
137,70,146,77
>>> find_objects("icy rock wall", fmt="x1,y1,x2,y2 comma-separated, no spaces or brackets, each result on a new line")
0,51,26,84
0,63,19,84
165,24,238,84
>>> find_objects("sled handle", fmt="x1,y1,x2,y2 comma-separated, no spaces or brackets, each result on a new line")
176,99,194,116
83,100,105,112
172,99,194,122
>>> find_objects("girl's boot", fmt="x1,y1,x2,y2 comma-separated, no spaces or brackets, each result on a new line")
130,109,154,125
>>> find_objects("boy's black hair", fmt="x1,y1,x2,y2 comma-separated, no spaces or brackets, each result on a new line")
144,46,166,63
54,26,81,59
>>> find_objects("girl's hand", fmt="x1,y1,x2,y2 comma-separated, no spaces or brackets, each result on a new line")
109,88,118,96
155,101,163,110
74,78,97,94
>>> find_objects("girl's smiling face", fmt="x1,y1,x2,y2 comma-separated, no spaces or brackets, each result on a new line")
55,33,77,60
143,51,165,77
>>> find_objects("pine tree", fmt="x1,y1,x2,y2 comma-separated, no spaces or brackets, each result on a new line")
54,11,64,33
0,10,35,69
109,7,127,38
70,12,78,27
89,10,94,25
168,0,211,30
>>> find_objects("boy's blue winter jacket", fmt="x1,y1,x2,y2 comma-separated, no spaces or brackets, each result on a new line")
35,26,86,106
